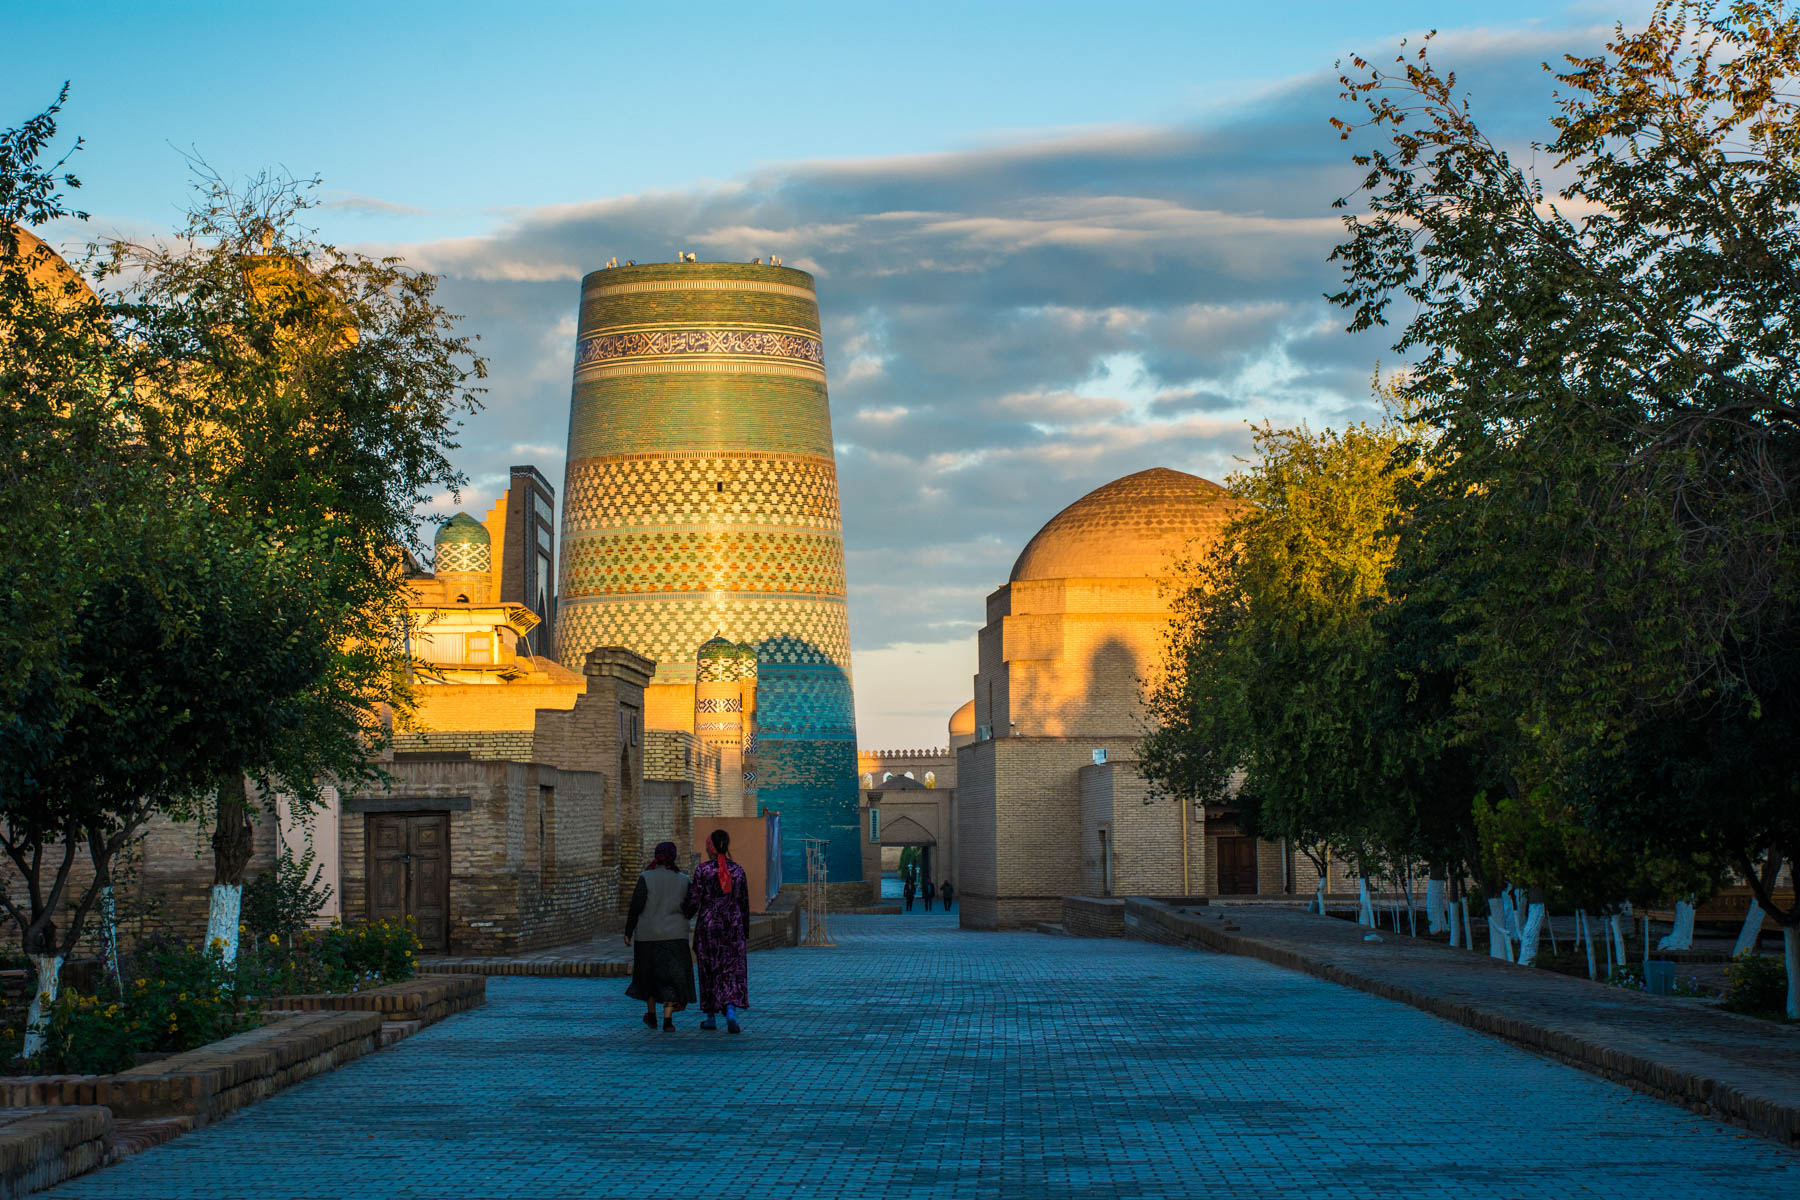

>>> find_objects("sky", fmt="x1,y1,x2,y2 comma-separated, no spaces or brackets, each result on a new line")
9,1,1650,748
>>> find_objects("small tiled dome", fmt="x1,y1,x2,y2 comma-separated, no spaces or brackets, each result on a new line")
697,635,756,682
434,513,491,574
1009,467,1235,583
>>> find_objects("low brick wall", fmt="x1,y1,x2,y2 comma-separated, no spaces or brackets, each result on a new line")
0,1107,110,1200
0,1011,381,1126
1062,897,1126,938
271,975,485,1025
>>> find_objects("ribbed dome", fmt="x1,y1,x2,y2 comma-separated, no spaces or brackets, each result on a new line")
1009,467,1235,583
435,513,490,546
696,635,738,660
948,700,976,737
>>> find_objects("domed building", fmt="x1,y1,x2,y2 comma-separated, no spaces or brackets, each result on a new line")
956,467,1314,929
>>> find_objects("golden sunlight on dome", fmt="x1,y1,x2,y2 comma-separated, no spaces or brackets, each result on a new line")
1008,467,1236,583
948,699,975,739
4,226,96,305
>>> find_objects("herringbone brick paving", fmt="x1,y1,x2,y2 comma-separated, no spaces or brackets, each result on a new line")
44,914,1800,1199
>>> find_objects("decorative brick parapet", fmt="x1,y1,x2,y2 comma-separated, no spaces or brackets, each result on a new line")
1111,899,1800,1147
0,1106,111,1199
270,975,485,1025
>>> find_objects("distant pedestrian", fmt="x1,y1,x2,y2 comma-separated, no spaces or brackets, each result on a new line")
923,879,937,907
940,880,954,912
688,828,750,1033
903,877,916,911
624,841,696,1031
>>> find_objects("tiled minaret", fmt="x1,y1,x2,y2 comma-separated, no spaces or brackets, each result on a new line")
556,261,859,882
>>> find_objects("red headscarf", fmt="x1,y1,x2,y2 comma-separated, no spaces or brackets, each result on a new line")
711,829,733,894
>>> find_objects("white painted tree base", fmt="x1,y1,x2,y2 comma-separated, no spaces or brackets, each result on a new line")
1657,900,1695,951
1733,900,1764,958
1461,899,1474,951
1786,926,1799,1021
1608,913,1628,971
1517,902,1546,966
206,883,243,967
1578,911,1598,979
1425,879,1449,934
1488,913,1514,961
1357,879,1374,927
23,954,64,1059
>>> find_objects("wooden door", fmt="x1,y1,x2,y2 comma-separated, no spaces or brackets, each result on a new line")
366,813,450,951
1217,836,1258,895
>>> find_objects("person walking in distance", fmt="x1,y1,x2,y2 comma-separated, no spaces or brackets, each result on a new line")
623,841,696,1031
940,879,954,912
688,828,750,1033
923,877,937,909
903,874,916,912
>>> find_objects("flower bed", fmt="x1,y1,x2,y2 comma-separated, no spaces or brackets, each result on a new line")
3,919,421,1075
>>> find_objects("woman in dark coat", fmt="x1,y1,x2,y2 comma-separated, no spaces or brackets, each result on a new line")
687,828,750,1033
624,841,696,1031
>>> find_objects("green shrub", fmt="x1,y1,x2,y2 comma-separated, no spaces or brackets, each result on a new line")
1723,953,1788,1016
35,943,260,1075
241,845,333,942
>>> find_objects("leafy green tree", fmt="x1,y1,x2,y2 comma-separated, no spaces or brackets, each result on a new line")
1141,408,1438,909
101,168,485,963
1330,2,1800,1007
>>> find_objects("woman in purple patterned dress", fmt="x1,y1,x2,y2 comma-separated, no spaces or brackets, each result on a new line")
687,828,750,1033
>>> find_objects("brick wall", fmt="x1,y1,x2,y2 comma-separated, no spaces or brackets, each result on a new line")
1063,895,1125,938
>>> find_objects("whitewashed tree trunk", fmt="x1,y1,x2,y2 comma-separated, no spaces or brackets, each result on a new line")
99,886,122,996
22,955,64,1059
1508,888,1527,942
1785,926,1799,1021
1404,874,1417,936
1313,877,1326,916
1357,878,1374,927
1517,902,1547,966
1733,898,1764,958
206,883,242,967
1425,878,1449,934
1488,910,1514,961
1579,911,1597,980
1657,900,1695,951
1608,912,1628,970
1461,899,1474,951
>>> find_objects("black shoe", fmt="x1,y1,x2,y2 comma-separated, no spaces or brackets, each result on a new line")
699,1016,717,1031
727,1019,741,1034
662,1018,676,1032
642,1011,657,1028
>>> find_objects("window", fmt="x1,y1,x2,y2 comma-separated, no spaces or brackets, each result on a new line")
924,772,936,788
465,634,492,664
869,808,880,842
533,493,553,527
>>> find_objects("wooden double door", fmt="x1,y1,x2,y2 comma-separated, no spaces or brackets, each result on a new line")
1216,836,1259,896
367,813,450,952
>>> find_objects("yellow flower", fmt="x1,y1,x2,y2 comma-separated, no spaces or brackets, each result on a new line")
269,933,280,945
238,924,247,934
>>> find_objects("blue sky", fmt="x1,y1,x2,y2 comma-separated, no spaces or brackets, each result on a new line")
8,1,1647,747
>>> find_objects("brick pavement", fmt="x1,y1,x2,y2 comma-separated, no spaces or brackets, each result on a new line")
43,913,1800,1199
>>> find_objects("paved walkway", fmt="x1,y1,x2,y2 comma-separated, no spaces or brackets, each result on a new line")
46,914,1800,1199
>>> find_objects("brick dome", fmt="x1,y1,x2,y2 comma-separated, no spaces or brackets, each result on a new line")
948,699,976,738
1009,467,1235,583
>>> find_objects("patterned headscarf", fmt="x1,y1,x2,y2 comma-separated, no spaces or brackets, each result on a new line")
649,841,679,871
710,828,733,894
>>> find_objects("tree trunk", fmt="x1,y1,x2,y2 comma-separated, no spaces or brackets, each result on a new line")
1657,899,1695,951
1488,906,1514,961
1608,912,1627,970
22,954,63,1059
1734,852,1781,958
1313,877,1325,916
1785,925,1798,1021
1579,911,1597,980
1426,866,1450,934
207,778,255,967
1517,899,1547,966
1461,898,1474,951
1357,878,1374,927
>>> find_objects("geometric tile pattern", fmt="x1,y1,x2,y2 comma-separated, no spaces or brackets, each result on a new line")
555,260,858,877
575,328,824,368
432,540,490,574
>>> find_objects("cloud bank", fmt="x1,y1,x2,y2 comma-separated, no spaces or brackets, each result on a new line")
390,28,1587,746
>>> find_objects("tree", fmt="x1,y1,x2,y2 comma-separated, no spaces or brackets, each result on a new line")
1330,2,1800,1009
1141,407,1440,915
101,168,484,964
